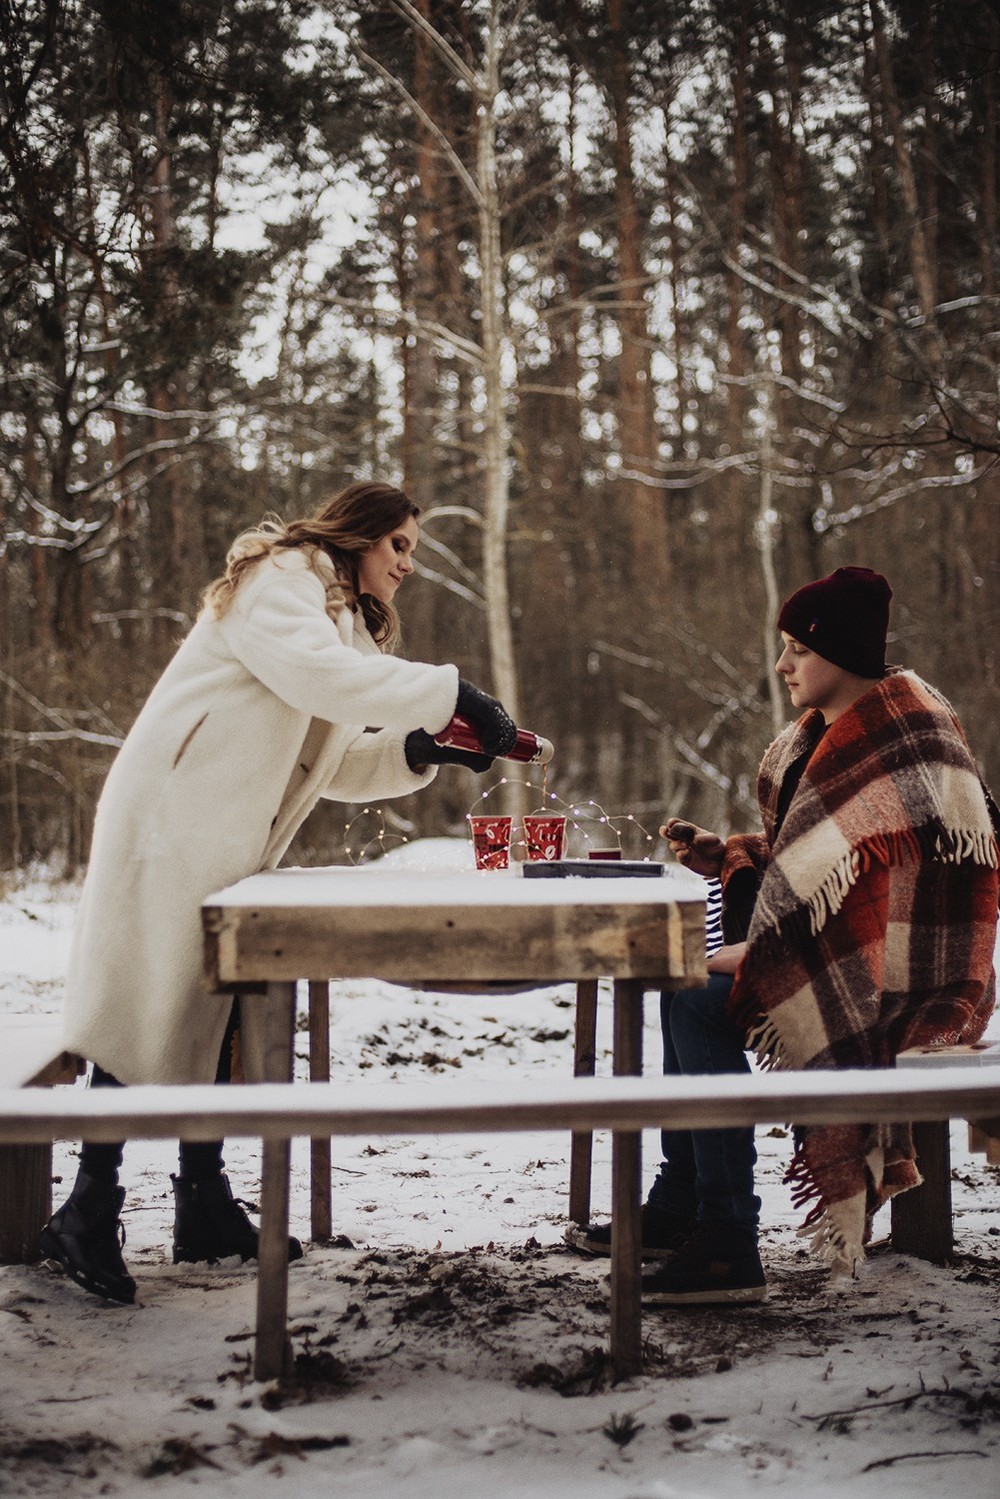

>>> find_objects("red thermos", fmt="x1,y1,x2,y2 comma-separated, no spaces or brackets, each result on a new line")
434,713,554,765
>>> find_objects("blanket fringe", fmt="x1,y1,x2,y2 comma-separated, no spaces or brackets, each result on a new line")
786,1148,864,1273
785,1150,823,1213
795,1211,860,1276
744,1016,787,1070
743,822,997,971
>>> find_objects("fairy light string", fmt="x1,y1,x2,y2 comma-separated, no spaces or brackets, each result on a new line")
343,805,412,865
342,783,660,865
465,776,659,859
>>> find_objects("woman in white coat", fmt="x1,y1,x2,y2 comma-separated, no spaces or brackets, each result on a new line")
39,481,516,1305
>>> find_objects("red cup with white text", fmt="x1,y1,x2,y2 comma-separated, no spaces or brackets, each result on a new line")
523,814,567,863
469,815,513,871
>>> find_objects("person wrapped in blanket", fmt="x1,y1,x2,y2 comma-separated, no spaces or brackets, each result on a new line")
578,567,999,1305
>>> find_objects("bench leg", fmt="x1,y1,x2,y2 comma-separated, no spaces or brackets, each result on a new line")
890,1119,953,1262
569,979,599,1226
255,981,297,1384
308,980,332,1242
0,1144,53,1263
610,979,644,1380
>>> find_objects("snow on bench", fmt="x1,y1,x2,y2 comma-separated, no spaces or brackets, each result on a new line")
1,1063,998,1143
1,1016,84,1090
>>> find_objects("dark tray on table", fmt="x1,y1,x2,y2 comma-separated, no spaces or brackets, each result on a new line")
522,859,665,878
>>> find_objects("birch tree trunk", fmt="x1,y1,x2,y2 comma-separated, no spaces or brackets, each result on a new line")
367,1,525,818
476,6,521,727
755,378,786,741
403,0,441,499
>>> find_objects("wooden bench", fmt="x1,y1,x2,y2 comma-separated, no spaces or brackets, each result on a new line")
890,1041,1000,1260
3,1063,999,1382
548,989,1000,1244
0,1018,84,1263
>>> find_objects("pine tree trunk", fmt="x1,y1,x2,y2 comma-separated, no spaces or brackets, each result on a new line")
606,0,668,598
868,0,941,349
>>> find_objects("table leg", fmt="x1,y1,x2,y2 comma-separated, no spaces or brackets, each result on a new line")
569,979,599,1226
0,1144,52,1263
610,978,644,1380
890,1119,953,1262
254,980,296,1384
308,980,332,1242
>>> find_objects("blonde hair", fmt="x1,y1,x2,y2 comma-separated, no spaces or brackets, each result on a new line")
202,481,420,649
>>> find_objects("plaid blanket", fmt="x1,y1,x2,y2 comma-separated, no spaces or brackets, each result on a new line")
726,669,999,1272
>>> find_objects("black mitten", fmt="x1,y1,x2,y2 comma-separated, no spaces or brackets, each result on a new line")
455,678,518,757
404,728,493,774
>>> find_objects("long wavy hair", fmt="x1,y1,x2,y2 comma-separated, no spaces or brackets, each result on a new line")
201,482,420,649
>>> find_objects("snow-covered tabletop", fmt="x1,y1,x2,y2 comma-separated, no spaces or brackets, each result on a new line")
204,860,707,908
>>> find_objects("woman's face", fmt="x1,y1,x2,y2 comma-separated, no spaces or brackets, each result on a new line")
357,514,419,603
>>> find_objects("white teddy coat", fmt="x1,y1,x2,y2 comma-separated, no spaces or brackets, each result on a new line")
61,547,459,1085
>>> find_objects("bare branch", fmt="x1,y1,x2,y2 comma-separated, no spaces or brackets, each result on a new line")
416,532,485,595
814,464,994,532
747,239,873,340
421,505,484,528
388,0,480,94
614,453,759,490
353,42,482,210
401,311,485,367
320,293,485,368
411,558,486,609
618,688,740,798
91,608,191,627
716,369,847,414
2,728,124,748
721,251,870,342
0,667,85,733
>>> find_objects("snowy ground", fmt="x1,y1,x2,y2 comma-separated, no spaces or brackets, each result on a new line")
2,847,1000,1498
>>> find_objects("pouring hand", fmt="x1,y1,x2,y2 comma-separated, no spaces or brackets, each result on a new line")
455,678,519,757
405,728,493,774
660,818,726,878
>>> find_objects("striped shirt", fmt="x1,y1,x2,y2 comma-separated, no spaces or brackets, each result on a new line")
704,877,724,957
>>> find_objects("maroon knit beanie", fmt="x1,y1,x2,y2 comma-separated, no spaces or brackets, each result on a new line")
777,566,892,679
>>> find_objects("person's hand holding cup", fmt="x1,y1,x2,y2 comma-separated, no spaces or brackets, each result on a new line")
661,818,725,878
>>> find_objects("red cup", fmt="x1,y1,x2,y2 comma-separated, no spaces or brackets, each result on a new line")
469,815,512,870
588,848,622,861
523,814,566,862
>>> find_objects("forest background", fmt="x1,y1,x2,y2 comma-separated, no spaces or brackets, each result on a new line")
2,0,999,874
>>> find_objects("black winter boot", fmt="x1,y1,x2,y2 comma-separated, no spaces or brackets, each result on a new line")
640,1222,766,1306
171,1174,303,1265
38,1171,136,1305
568,1203,696,1261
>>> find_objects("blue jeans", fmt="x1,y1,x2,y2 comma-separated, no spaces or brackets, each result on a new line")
646,973,760,1238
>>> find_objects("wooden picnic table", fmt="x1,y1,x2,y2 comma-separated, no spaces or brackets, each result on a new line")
201,861,707,1381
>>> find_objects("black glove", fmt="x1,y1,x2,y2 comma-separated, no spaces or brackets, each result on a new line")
456,678,518,757
404,728,493,774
